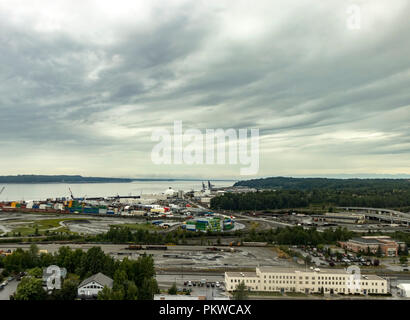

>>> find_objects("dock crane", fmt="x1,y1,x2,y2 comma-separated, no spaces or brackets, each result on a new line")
208,180,214,191
68,187,74,200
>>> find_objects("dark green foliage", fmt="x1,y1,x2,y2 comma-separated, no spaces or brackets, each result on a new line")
242,226,353,245
14,277,47,300
399,256,408,265
168,282,178,295
232,281,248,300
211,188,410,210
225,177,410,210
50,278,79,300
97,225,217,244
234,177,410,191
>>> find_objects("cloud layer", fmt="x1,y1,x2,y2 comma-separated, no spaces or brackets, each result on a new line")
0,0,409,178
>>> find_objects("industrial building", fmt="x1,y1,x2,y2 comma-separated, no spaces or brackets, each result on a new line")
184,216,235,232
185,217,222,232
339,236,407,256
225,267,388,295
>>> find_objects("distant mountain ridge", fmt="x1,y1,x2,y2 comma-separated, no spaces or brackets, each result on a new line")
0,175,235,183
0,175,133,183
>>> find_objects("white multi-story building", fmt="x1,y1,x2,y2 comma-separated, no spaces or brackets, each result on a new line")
225,267,388,295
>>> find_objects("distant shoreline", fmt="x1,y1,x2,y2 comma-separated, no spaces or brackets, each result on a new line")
0,178,237,184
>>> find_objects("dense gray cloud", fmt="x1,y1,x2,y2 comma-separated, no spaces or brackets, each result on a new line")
0,0,409,178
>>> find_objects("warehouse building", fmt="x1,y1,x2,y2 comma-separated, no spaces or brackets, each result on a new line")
225,267,388,295
339,236,407,256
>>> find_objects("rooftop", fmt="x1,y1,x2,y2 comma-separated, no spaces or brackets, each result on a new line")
226,268,386,281
350,237,381,244
225,272,258,278
360,275,385,281
79,272,113,289
257,266,349,274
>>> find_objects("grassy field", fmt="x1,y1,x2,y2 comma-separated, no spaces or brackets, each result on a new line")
116,223,162,231
6,218,88,236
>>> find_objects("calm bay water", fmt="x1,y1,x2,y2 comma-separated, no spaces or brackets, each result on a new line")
0,180,234,201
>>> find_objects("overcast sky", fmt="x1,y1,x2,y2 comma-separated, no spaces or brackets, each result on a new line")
0,0,409,179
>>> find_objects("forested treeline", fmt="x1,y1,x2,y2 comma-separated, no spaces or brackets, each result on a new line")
211,189,410,210
243,226,353,245
96,226,222,244
234,176,410,191
97,225,354,246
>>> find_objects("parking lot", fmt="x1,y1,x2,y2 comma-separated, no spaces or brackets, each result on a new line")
294,245,379,266
292,245,410,273
0,278,18,300
155,273,227,299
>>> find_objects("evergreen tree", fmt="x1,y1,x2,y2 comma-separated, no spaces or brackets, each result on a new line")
168,282,178,295
232,281,248,300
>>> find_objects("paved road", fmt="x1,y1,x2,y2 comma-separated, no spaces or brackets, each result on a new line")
0,280,18,300
338,207,410,225
235,213,293,228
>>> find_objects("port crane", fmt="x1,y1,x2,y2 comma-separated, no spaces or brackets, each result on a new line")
208,180,214,191
68,187,74,200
